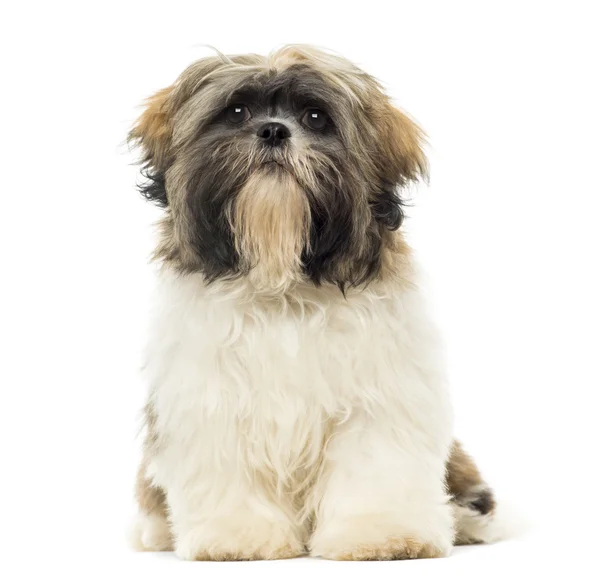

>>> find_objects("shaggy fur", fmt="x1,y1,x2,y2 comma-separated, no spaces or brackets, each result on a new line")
129,45,498,561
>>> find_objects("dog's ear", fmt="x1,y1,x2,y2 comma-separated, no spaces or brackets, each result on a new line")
129,86,174,207
369,103,428,230
378,103,428,186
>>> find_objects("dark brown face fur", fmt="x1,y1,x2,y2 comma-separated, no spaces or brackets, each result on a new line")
130,46,427,291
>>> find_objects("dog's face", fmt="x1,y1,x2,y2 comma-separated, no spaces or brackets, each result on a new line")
131,46,426,291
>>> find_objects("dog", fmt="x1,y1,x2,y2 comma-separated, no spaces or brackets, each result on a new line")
129,45,498,561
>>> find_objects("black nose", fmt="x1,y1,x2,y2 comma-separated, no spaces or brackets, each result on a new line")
257,122,291,147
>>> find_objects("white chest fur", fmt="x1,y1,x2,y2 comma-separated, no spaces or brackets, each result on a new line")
144,270,451,493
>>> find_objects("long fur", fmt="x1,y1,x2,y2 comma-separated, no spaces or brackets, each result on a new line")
129,45,499,561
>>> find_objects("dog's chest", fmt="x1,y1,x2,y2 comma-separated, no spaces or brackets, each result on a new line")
146,280,402,415
145,274,431,483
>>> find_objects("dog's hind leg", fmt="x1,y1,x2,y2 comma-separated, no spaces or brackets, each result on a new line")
130,403,173,552
130,459,173,551
446,440,500,545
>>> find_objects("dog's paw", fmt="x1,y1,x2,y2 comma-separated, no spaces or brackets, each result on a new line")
129,512,173,552
315,536,446,560
310,513,453,561
175,517,305,561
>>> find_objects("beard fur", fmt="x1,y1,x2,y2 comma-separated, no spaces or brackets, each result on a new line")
227,168,310,292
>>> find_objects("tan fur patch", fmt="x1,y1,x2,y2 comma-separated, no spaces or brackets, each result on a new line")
191,542,304,561
135,462,167,520
322,536,445,561
133,464,174,551
133,403,174,551
379,231,414,285
228,168,310,290
379,105,428,184
129,86,173,169
446,441,485,498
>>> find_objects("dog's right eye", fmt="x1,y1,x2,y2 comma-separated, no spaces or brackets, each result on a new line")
225,105,251,124
301,108,330,131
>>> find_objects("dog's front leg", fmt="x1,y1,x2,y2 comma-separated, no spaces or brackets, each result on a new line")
153,420,306,561
310,401,454,560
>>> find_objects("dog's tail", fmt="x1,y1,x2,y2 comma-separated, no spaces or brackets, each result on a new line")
446,441,507,545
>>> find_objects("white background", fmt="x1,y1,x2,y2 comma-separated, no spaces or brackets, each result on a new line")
2,1,599,579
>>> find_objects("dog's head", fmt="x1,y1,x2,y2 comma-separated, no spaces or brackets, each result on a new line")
130,46,426,291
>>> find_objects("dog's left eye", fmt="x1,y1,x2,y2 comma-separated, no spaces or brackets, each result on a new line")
302,109,329,131
225,105,251,124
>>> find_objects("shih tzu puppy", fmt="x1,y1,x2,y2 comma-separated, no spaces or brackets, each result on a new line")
129,45,499,561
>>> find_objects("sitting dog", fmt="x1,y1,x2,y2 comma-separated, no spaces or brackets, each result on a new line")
129,45,497,561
